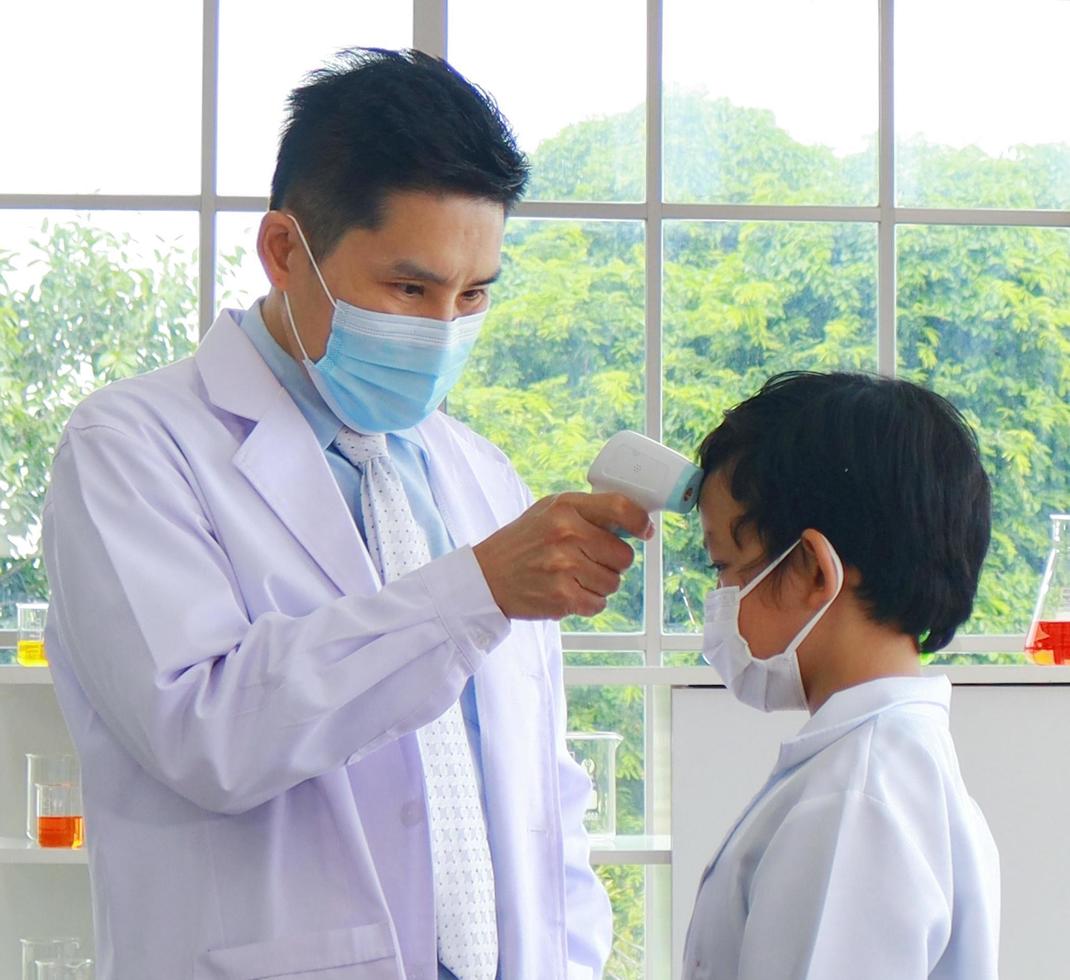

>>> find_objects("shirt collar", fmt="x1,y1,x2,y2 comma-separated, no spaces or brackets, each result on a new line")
236,299,426,454
773,674,952,777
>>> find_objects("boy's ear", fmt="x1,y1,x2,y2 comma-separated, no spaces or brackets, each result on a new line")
799,529,844,610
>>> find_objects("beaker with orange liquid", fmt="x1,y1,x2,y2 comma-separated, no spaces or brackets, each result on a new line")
16,602,49,666
1025,514,1070,665
25,754,83,847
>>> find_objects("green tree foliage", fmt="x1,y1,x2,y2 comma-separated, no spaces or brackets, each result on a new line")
0,222,197,619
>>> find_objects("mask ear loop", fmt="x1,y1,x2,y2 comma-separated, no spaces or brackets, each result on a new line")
287,214,337,307
785,536,846,651
738,540,802,601
281,213,336,365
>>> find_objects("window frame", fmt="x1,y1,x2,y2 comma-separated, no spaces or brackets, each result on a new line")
3,1,1070,976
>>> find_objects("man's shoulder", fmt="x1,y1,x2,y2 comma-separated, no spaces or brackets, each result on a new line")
67,357,204,436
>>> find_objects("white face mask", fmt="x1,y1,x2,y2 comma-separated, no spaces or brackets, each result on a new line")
702,536,845,712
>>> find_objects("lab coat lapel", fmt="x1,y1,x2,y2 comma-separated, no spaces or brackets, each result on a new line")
417,412,519,549
196,311,380,595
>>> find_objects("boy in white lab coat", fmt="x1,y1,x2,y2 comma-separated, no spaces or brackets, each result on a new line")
684,370,1000,979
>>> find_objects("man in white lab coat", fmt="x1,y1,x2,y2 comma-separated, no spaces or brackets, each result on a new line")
42,49,650,979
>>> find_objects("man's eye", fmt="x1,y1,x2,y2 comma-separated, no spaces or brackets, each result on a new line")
462,288,487,303
396,283,423,296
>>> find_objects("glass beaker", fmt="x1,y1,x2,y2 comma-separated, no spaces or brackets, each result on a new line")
36,782,84,849
1025,514,1070,665
19,940,80,980
16,602,49,667
34,959,94,980
25,754,79,843
566,731,624,842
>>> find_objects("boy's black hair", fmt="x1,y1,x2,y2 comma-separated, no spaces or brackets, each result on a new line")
270,47,530,259
698,371,991,653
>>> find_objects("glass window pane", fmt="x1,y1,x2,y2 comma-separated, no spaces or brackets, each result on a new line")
217,1,412,198
0,2,201,194
0,211,199,628
897,1,1070,209
567,682,646,974
564,650,645,668
897,225,1070,640
663,0,878,205
450,219,646,633
448,0,646,203
596,865,647,979
662,220,878,638
216,212,269,310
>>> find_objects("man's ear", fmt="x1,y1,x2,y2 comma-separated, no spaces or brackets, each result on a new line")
799,529,844,611
257,211,298,290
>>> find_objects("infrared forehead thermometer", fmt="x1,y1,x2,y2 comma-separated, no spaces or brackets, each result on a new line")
587,430,704,516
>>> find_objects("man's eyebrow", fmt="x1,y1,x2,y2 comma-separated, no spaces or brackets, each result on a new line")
389,260,501,288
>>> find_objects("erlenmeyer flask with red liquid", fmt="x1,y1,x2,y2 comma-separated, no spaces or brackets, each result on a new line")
1025,514,1070,665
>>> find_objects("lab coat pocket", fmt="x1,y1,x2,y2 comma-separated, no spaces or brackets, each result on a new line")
196,921,400,979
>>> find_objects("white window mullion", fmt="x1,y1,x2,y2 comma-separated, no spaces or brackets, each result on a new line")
415,0,447,58
878,0,896,377
199,0,220,340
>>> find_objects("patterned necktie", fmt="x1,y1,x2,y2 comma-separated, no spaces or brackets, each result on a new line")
333,427,499,980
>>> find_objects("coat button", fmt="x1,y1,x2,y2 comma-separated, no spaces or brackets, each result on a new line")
400,800,424,827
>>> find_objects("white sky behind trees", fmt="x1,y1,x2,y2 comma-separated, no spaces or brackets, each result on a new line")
0,0,1066,298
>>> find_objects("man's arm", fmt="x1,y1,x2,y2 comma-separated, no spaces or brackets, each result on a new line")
44,420,509,814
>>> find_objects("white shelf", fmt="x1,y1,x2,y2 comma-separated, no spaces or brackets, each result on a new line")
0,830,662,868
0,665,54,684
0,837,87,865
590,834,671,866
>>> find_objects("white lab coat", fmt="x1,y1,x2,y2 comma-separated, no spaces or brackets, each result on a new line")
41,310,611,980
683,676,1000,980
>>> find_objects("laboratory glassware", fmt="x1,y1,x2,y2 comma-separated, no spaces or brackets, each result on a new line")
36,781,84,848
1025,514,1070,665
16,602,49,666
566,731,624,842
25,754,80,843
19,940,80,980
34,959,94,980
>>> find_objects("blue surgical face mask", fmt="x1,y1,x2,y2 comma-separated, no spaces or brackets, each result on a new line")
282,215,489,434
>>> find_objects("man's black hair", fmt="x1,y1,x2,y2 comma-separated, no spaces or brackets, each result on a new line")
698,371,992,653
270,47,530,259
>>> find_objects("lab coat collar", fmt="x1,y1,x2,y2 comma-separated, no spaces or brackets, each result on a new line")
196,308,282,422
773,674,951,777
195,309,380,593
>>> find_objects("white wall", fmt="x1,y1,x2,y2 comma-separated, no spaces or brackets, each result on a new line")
0,683,94,979
671,683,1070,980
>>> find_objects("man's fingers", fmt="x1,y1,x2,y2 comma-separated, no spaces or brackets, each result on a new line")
571,492,654,539
573,558,622,600
570,583,608,618
578,529,636,573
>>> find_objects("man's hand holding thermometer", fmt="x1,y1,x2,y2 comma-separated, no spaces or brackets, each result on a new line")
473,431,702,620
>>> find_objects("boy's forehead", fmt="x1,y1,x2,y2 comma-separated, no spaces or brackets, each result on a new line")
699,472,742,547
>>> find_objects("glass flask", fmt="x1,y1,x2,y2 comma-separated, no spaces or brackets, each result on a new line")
565,731,624,842
1025,514,1070,665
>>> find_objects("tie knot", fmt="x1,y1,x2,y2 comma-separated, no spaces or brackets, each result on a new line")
333,427,389,467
